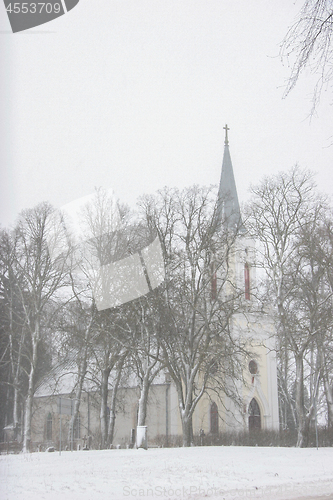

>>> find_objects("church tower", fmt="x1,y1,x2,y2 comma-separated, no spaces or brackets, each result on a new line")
193,126,279,436
218,125,279,433
215,124,256,301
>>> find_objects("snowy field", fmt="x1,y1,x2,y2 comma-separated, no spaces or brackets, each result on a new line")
1,446,333,500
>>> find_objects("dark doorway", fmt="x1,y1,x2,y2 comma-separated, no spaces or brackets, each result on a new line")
248,398,261,431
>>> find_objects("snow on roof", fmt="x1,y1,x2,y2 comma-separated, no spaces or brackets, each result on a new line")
34,355,168,398
34,356,78,397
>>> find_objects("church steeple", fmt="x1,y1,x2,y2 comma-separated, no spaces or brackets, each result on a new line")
216,125,244,232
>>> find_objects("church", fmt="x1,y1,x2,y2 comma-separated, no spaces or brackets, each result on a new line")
31,128,279,450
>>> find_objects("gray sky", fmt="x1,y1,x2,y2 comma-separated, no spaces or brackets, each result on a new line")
1,0,332,228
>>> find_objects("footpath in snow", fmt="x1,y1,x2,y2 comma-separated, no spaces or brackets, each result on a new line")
1,446,333,500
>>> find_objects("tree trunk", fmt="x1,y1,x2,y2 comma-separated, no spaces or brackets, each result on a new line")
179,385,194,447
107,357,124,447
68,348,88,447
319,345,333,430
170,365,198,447
181,412,193,447
100,367,111,449
12,376,20,431
295,352,308,447
23,372,34,452
9,300,25,435
323,375,333,429
278,372,297,430
137,373,150,427
67,312,94,447
23,333,38,453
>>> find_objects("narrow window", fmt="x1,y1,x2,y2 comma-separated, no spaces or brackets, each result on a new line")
210,402,219,434
244,263,250,300
46,413,52,441
211,262,217,300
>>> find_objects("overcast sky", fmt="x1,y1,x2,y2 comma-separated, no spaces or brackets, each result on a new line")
1,0,332,228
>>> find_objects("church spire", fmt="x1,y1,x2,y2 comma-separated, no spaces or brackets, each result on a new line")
216,125,244,232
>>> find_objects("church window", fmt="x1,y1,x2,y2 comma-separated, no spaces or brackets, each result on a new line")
46,412,52,441
211,262,217,300
249,360,258,375
248,398,261,431
210,402,219,434
244,263,250,300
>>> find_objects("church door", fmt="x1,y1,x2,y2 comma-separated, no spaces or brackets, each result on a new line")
248,398,261,431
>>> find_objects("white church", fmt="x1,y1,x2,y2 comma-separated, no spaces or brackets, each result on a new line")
31,128,279,449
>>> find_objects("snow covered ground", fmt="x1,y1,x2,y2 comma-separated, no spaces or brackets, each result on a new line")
1,446,333,500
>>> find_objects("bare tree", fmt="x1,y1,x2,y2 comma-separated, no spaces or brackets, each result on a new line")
306,214,333,429
61,188,138,449
281,0,333,112
91,308,128,449
281,228,329,447
78,189,135,448
0,229,28,438
96,220,165,439
107,352,127,446
139,185,249,446
246,166,330,446
126,295,163,429
59,297,96,448
8,203,69,452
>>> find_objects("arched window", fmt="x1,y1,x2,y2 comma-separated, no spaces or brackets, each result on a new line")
249,360,258,375
46,413,52,441
210,402,219,434
244,263,250,300
248,398,261,431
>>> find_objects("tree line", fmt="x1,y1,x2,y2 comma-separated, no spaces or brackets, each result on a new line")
0,166,332,449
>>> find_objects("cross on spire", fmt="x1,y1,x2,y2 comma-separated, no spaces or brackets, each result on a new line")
216,123,245,232
223,124,230,145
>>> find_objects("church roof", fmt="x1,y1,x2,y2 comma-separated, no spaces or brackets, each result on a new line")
216,125,245,232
